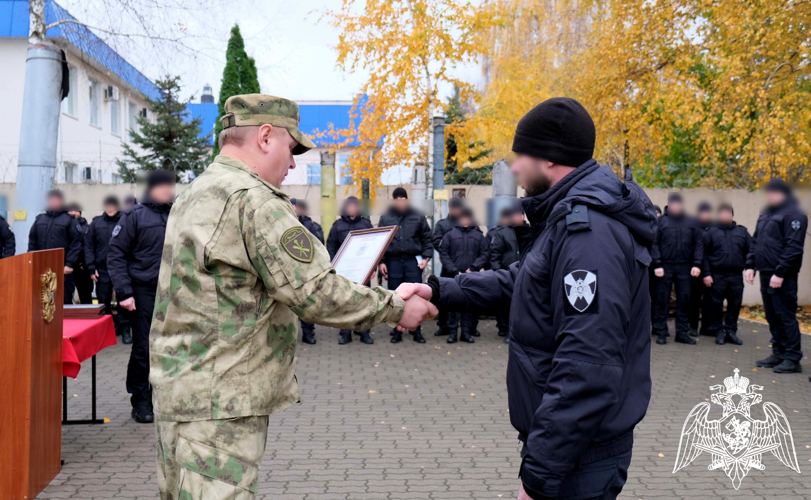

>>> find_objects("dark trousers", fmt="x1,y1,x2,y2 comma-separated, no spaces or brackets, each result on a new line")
64,273,75,304
95,271,126,335
436,271,455,333
653,263,692,340
128,285,156,409
496,312,510,335
300,320,315,336
760,272,803,362
74,267,94,304
648,268,658,331
387,257,423,333
521,447,631,500
688,276,711,333
706,272,744,336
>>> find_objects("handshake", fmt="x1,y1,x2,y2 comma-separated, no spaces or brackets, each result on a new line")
394,283,437,331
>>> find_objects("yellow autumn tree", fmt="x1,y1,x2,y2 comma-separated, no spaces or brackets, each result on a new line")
321,0,503,193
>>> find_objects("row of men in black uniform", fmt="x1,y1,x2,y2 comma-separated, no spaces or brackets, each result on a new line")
650,180,807,376
293,188,526,346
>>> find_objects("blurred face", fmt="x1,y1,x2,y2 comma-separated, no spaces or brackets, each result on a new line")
655,209,662,217
46,195,63,211
698,210,713,225
511,155,553,197
669,201,684,216
718,209,734,225
68,210,80,219
459,215,472,228
294,204,307,217
765,190,786,208
511,212,525,226
104,203,118,215
149,183,175,204
499,215,511,226
449,206,463,219
345,201,359,217
393,197,409,212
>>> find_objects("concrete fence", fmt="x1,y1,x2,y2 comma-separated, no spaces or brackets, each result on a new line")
1,183,809,305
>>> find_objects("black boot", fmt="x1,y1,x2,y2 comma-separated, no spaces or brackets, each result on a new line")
656,335,667,345
715,332,725,345
447,331,458,344
413,330,426,343
360,330,374,344
675,336,696,345
471,330,480,337
503,336,510,343
725,332,742,345
302,330,316,345
391,330,402,343
339,330,352,345
773,359,802,374
688,328,699,337
756,354,784,368
121,327,133,345
461,332,475,343
434,328,449,337
132,404,154,424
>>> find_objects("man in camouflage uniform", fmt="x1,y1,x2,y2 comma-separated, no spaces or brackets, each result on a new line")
150,94,437,500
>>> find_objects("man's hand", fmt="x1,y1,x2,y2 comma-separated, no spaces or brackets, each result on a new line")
654,267,664,278
690,267,701,278
703,276,713,287
745,269,755,285
379,263,388,280
397,295,438,331
518,484,533,500
465,269,472,273
396,283,432,301
418,258,429,270
769,275,784,289
120,297,136,311
91,270,99,282
64,266,73,275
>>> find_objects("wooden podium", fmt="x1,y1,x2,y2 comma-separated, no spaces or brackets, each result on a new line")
0,250,63,499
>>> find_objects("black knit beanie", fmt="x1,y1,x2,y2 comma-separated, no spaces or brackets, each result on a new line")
511,97,595,167
147,169,175,189
765,178,791,195
392,187,408,199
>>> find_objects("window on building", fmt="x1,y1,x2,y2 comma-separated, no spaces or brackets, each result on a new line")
128,101,138,134
452,188,466,198
84,167,93,182
307,164,321,185
64,162,77,184
338,154,353,185
62,65,77,116
111,100,120,135
112,173,121,184
88,79,101,127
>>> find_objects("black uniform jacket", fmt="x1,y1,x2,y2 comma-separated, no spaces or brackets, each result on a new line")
298,215,324,245
649,210,704,267
85,212,122,274
438,225,488,274
746,198,808,276
327,215,373,259
378,207,433,264
702,222,751,276
28,210,82,267
0,215,15,259
488,225,522,270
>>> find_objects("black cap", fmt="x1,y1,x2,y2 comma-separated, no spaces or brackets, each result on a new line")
765,178,791,195
511,97,595,167
290,198,297,206
697,201,712,213
449,197,465,209
392,187,408,199
295,199,308,211
147,169,175,189
103,195,120,207
668,192,683,204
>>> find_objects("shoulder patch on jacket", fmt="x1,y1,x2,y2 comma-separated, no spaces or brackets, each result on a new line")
791,220,801,231
565,205,591,233
563,269,598,314
281,227,313,263
112,225,122,237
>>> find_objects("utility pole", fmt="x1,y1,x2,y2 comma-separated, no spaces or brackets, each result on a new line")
320,151,337,237
490,159,516,228
15,0,63,254
431,116,445,275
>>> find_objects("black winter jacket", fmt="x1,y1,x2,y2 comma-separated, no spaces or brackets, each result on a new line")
298,215,324,245
327,215,373,259
108,202,171,300
432,216,457,250
649,211,704,267
378,207,433,263
746,198,807,276
85,212,122,274
439,225,488,275
488,225,521,270
436,161,655,498
702,222,751,275
28,210,82,267
0,215,15,259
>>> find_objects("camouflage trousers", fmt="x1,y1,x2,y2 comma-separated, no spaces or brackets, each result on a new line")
155,416,269,500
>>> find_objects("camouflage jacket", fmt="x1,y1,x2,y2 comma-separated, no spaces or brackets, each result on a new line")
150,155,405,422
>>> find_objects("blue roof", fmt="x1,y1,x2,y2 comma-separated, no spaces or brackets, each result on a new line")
185,101,361,147
0,0,159,100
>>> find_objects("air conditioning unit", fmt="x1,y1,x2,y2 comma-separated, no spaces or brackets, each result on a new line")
140,108,148,118
104,85,120,101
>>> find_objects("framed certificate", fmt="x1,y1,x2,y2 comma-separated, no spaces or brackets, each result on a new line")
331,226,399,285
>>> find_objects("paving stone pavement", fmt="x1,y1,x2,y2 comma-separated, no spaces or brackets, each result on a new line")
41,319,811,500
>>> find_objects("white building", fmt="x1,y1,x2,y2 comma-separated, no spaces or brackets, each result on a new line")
0,0,156,185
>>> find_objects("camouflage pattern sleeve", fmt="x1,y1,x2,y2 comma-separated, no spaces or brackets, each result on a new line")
247,200,405,331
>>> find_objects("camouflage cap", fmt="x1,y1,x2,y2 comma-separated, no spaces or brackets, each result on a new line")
222,94,316,155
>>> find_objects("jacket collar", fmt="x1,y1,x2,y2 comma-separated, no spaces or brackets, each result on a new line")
521,159,599,226
214,155,290,201
103,211,121,222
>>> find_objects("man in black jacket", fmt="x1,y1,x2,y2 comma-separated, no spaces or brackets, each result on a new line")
28,190,82,304
85,196,129,342
425,98,654,500
688,201,713,337
379,187,433,343
291,199,325,344
701,203,748,346
747,179,807,374
327,196,375,345
432,197,465,337
67,203,94,305
650,193,703,345
108,170,175,423
439,208,488,344
0,213,14,259
649,205,662,334
488,204,525,341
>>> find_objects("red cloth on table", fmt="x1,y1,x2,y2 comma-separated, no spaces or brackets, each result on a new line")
63,317,117,378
